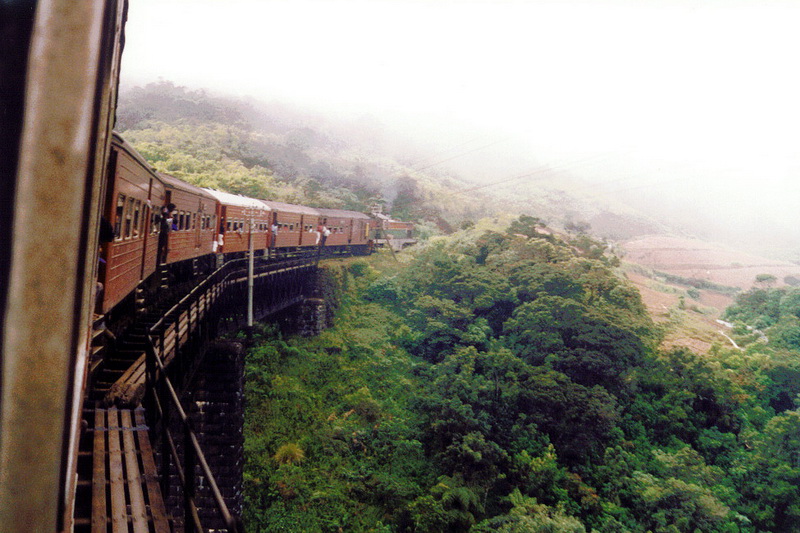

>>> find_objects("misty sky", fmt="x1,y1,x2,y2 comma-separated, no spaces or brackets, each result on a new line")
121,0,800,247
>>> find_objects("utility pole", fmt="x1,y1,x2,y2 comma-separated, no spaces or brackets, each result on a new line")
244,206,264,328
248,217,254,327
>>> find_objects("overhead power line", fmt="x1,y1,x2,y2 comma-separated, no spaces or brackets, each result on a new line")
413,138,508,172
452,151,619,197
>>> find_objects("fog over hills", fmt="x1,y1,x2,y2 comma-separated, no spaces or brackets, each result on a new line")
119,0,800,262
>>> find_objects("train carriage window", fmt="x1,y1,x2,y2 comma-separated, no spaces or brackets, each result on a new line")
192,213,197,230
227,221,232,231
151,211,159,234
132,199,141,237
114,194,125,241
124,196,134,239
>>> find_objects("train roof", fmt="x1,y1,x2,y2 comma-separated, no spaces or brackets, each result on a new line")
111,132,158,174
202,188,271,210
260,200,320,216
316,207,371,220
157,172,217,200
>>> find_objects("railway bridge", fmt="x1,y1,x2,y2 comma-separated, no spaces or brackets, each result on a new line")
76,253,335,532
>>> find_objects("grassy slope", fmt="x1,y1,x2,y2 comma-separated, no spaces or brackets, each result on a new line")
243,255,424,531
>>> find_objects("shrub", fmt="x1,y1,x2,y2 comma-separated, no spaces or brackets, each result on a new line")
273,443,305,465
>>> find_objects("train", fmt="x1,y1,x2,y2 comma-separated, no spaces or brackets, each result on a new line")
0,1,412,529
99,133,377,319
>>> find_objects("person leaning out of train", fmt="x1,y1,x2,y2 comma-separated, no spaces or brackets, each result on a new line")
95,216,115,312
318,221,330,247
211,219,223,253
157,203,175,264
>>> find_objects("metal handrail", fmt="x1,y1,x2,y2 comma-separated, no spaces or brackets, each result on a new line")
150,252,316,334
145,340,239,532
143,251,319,531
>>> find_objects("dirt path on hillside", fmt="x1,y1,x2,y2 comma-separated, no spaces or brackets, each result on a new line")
624,270,737,355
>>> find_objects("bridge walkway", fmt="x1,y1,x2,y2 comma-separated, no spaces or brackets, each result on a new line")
75,406,170,533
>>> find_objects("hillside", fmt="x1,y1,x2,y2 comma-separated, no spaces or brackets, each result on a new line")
117,81,500,232
116,82,692,245
615,235,800,355
622,235,800,291
117,81,800,278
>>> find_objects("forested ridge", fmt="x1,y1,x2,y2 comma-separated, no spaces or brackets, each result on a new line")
242,220,800,532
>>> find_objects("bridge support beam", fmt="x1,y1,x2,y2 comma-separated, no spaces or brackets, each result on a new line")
295,297,327,337
163,340,245,532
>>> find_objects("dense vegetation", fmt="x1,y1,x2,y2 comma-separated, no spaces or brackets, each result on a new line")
243,220,800,532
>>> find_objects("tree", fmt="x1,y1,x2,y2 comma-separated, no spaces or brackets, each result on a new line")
755,273,777,287
507,215,545,238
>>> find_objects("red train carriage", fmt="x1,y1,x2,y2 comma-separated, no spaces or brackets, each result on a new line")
317,208,372,250
99,134,165,313
203,188,271,255
260,200,321,249
158,172,217,264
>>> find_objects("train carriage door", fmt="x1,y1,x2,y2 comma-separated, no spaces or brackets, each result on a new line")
139,177,155,279
99,148,118,304
218,205,227,252
298,214,304,246
195,199,203,249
